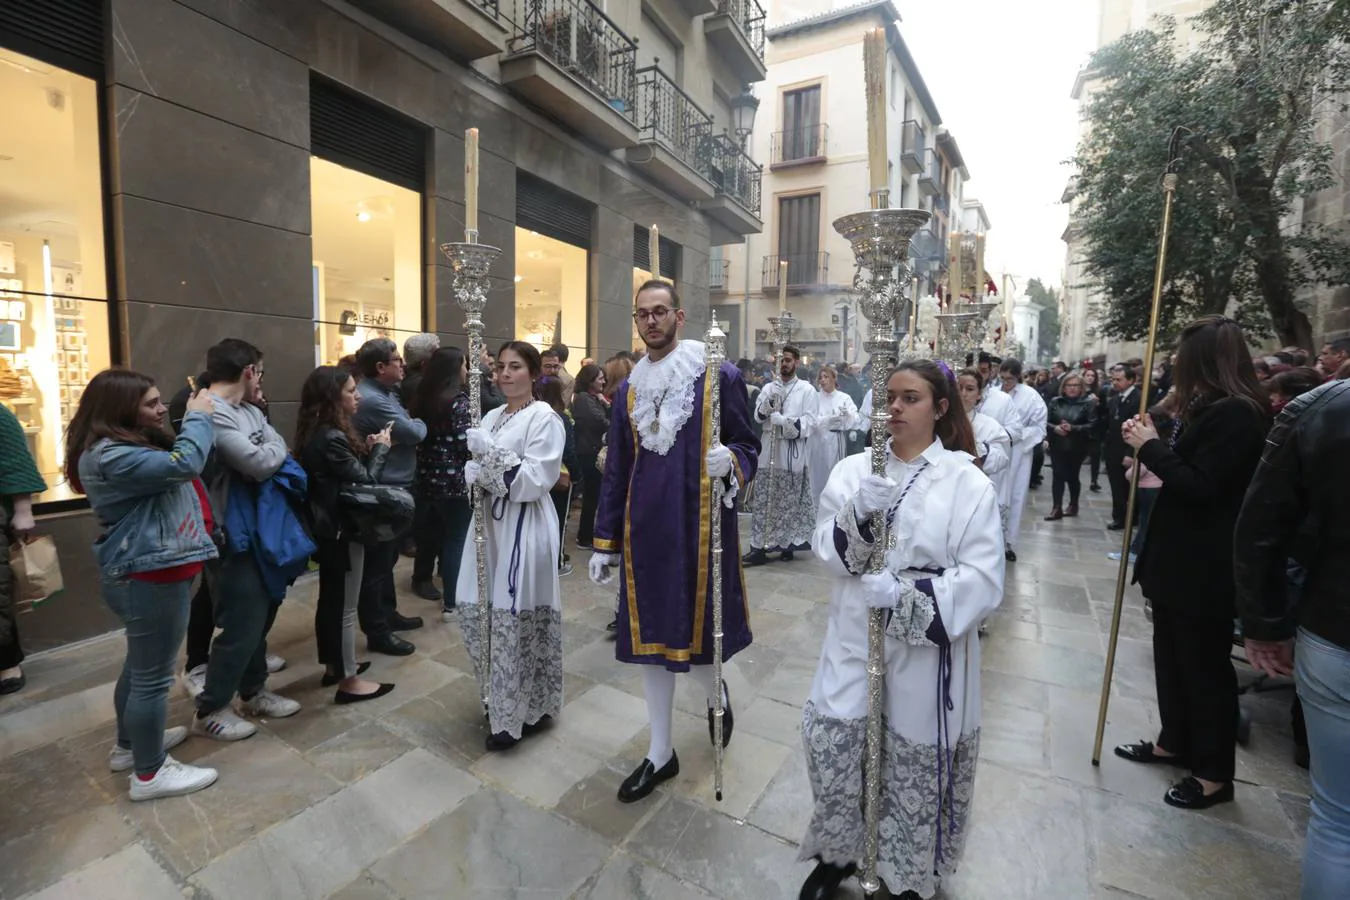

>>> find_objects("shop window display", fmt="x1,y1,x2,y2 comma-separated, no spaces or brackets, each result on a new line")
311,158,423,364
515,228,587,360
0,48,112,502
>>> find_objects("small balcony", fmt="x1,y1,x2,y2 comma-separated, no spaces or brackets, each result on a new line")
900,119,925,176
909,224,944,264
761,252,829,293
710,259,730,293
700,133,763,237
501,0,639,151
917,148,942,198
675,0,718,15
351,0,510,60
770,124,828,169
933,192,949,216
704,0,767,85
626,66,716,200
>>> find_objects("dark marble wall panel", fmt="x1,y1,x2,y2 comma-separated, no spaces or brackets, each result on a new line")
111,87,311,233
20,513,117,654
123,302,316,405
474,211,518,284
267,402,300,450
592,255,636,360
515,121,601,201
431,128,466,201
466,92,519,159
170,0,316,60
431,197,468,262
110,0,310,147
594,204,635,263
116,196,313,318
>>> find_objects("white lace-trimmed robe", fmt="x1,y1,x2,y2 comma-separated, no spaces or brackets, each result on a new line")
750,377,816,550
1001,383,1048,550
970,409,1010,480
799,440,1005,898
456,400,565,739
807,388,860,502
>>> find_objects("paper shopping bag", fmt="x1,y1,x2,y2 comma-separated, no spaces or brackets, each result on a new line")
10,535,64,607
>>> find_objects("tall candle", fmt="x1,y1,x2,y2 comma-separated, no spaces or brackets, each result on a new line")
909,276,919,350
778,260,789,312
649,225,660,279
464,128,479,240
863,28,888,204
974,233,986,298
947,231,963,308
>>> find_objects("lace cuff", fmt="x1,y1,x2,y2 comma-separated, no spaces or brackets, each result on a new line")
780,418,801,439
721,471,739,509
833,500,876,574
883,576,946,648
476,444,522,498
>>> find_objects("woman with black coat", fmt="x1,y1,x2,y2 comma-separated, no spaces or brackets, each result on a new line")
570,363,609,550
296,366,396,705
1044,372,1099,520
1113,316,1270,811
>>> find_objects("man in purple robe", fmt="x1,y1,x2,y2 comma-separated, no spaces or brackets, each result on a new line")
590,280,760,803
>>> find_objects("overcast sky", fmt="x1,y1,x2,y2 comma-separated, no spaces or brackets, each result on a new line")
897,0,1099,292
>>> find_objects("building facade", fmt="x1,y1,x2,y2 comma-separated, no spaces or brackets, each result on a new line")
0,0,765,650
713,0,976,364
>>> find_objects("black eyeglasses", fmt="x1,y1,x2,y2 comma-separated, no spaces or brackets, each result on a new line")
633,307,674,324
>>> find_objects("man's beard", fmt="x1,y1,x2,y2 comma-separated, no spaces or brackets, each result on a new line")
641,320,678,351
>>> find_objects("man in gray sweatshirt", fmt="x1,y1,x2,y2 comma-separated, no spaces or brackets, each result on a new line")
193,339,302,742
353,338,427,655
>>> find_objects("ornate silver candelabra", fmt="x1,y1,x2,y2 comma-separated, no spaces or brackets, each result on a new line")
704,312,728,802
439,236,502,708
833,204,931,898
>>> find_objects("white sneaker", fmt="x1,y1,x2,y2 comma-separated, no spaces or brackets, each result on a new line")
242,689,301,719
265,653,287,674
182,664,207,699
1106,551,1138,564
128,755,218,802
441,609,456,624
192,706,258,741
108,726,189,772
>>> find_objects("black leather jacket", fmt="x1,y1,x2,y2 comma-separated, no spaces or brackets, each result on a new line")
1235,379,1350,650
1046,395,1099,454
297,428,389,541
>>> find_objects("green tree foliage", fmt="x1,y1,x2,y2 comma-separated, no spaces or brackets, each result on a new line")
1070,0,1350,350
1027,278,1062,361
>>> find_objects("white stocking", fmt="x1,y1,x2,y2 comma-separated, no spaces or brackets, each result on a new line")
686,664,719,707
642,667,676,768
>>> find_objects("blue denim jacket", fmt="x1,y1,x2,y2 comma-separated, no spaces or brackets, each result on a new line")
78,411,220,579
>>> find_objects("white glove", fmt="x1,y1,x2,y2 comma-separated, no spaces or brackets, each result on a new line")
769,412,789,429
589,552,621,585
861,572,900,609
466,427,492,456
854,473,899,520
706,444,734,479
762,381,783,402
464,460,482,487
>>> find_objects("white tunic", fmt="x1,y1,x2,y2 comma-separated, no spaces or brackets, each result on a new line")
754,377,816,474
806,388,860,501
1001,384,1048,549
799,440,1005,897
970,410,1011,478
456,400,566,739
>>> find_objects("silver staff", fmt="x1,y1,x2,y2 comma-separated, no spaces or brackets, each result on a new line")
760,310,799,547
440,236,502,708
834,203,931,898
704,312,728,802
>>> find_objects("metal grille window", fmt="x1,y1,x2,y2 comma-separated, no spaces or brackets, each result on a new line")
0,0,103,77
517,172,593,248
310,77,427,192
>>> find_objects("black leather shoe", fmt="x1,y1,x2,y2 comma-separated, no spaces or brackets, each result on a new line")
1295,744,1311,770
791,542,811,552
1004,549,1017,562
799,859,857,900
1114,740,1188,767
707,683,734,748
780,550,795,562
0,672,25,695
618,752,679,803
1106,521,1125,531
321,661,371,686
335,683,395,705
741,548,769,567
1090,482,1102,492
486,730,519,752
411,580,442,602
368,634,416,656
522,714,552,737
1164,776,1234,810
389,613,424,631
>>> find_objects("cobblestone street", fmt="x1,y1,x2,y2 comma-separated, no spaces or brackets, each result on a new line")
0,485,1310,899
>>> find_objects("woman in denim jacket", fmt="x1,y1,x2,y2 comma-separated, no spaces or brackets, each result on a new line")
66,369,220,802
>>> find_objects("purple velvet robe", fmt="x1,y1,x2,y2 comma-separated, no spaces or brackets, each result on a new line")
594,361,760,671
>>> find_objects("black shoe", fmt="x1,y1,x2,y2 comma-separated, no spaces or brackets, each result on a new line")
742,548,770,567
791,542,810,552
322,661,371,686
522,714,552,737
707,683,734,748
1164,776,1234,810
606,616,618,634
335,683,395,705
1106,521,1125,531
0,672,25,695
1294,744,1311,770
389,613,424,631
486,731,519,752
411,580,442,602
1113,740,1188,767
617,752,680,803
780,550,795,562
368,634,416,656
799,859,857,900
1090,482,1102,492
1004,549,1017,562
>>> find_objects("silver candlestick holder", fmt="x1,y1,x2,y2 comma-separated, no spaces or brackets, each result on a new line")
832,204,931,899
439,237,502,709
934,308,979,373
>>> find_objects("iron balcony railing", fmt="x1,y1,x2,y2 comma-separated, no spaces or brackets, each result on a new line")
634,66,715,177
909,223,943,262
709,133,762,216
512,0,637,117
717,0,766,59
762,252,829,290
710,258,730,291
770,123,828,165
900,119,925,159
933,192,950,215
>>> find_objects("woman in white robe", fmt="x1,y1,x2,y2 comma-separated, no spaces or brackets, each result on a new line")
459,341,566,752
956,368,1011,481
798,359,1006,900
807,366,860,502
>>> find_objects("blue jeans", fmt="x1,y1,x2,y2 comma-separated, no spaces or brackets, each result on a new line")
1297,628,1350,899
102,576,191,775
197,552,278,715
438,497,473,611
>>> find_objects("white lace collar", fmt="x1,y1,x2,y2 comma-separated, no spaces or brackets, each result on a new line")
628,340,705,456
